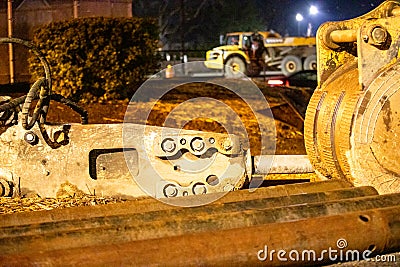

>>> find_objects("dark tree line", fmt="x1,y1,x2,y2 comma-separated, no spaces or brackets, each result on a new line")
132,0,386,50
132,0,273,50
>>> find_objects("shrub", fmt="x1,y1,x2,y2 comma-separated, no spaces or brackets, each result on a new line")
29,17,159,103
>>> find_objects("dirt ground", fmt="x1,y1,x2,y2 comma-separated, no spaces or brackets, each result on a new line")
45,78,310,155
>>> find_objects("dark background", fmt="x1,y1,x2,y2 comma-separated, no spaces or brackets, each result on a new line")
132,0,386,49
267,0,386,35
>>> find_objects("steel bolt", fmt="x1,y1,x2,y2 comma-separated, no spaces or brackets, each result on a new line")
206,175,219,186
191,138,205,152
209,137,215,144
223,184,234,192
192,183,207,195
24,131,38,145
223,138,233,151
163,184,178,198
162,139,176,153
371,26,387,45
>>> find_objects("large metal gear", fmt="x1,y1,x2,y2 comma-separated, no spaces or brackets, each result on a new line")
305,0,400,194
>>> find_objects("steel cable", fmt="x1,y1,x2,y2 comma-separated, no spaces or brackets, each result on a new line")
0,38,88,148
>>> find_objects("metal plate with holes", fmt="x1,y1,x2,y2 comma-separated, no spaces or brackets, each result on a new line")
0,121,247,199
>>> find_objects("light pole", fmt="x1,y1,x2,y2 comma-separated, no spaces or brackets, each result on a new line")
296,13,303,36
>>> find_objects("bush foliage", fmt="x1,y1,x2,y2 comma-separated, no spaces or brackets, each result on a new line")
29,17,159,103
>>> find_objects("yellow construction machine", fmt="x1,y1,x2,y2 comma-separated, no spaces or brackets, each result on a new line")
205,31,316,77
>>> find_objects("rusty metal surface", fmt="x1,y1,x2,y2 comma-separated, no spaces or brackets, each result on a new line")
0,183,399,266
0,186,380,255
15,206,398,267
0,179,353,227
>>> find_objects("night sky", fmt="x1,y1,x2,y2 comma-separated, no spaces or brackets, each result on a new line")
264,0,387,35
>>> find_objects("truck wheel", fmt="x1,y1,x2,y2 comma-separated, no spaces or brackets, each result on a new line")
225,57,246,78
304,55,317,70
281,55,302,76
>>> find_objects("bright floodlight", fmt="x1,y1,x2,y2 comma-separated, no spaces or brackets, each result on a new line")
296,13,304,22
309,5,318,15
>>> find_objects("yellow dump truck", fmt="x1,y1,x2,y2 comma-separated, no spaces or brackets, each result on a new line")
205,31,316,77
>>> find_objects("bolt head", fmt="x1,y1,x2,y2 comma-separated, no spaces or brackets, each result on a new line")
164,184,178,197
371,26,387,45
191,138,205,152
26,134,35,142
162,139,176,153
24,131,38,145
223,138,233,150
193,183,207,195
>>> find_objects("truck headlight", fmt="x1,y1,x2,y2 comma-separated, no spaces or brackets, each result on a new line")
208,51,221,60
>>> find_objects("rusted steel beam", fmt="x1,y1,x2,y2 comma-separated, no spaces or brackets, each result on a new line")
0,179,352,228
2,205,400,266
0,186,383,255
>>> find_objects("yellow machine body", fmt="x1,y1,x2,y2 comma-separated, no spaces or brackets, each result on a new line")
305,0,400,194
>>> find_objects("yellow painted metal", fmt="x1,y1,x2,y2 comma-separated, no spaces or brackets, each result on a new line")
305,0,400,194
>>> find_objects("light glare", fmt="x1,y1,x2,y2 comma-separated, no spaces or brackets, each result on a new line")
309,5,318,15
296,13,304,22
268,79,284,86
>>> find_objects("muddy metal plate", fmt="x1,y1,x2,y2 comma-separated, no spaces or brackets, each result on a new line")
91,148,139,180
350,62,400,193
0,120,248,202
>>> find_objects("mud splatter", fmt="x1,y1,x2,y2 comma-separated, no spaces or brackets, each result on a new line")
380,96,392,132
